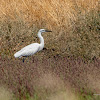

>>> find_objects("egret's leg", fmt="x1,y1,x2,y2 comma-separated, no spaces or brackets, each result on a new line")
22,57,27,63
22,58,25,63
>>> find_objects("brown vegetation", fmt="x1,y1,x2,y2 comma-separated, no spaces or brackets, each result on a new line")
0,86,15,100
0,56,100,99
0,0,100,99
0,0,99,59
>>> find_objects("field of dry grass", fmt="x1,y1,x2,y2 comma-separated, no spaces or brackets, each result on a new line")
0,0,99,59
0,57,100,100
0,0,100,100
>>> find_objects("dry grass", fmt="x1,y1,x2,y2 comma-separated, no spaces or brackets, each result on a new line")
0,86,15,100
0,0,99,59
0,0,100,100
36,72,78,100
47,91,77,100
0,56,100,100
0,0,98,21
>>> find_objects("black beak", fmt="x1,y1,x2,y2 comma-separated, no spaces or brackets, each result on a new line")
45,30,52,32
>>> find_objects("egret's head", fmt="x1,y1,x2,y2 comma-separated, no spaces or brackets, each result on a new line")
39,29,52,33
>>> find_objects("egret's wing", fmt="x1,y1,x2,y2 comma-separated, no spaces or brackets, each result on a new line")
20,43,39,51
21,44,40,56
14,43,40,58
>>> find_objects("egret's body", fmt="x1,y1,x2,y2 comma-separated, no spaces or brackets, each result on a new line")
14,29,52,59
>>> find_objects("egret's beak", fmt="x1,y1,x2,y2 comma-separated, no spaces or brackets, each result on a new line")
45,30,52,32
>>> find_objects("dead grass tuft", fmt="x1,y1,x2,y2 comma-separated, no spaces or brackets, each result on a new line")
0,86,15,100
36,71,65,92
33,70,78,100
47,91,77,100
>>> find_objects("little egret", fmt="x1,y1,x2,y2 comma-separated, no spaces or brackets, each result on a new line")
14,29,52,62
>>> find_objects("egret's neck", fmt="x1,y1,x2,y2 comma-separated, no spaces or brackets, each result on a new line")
38,31,44,49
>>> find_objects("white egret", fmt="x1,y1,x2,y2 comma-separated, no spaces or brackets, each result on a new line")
14,29,52,62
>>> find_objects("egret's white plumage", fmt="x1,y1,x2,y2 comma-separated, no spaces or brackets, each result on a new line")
14,29,52,58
